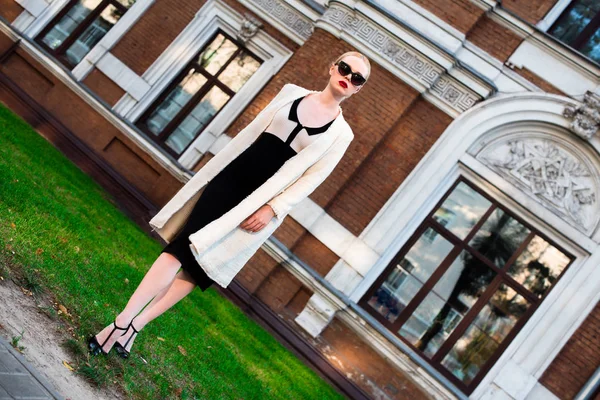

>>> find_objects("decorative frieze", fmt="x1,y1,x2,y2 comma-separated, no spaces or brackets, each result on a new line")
320,3,482,113
563,92,600,141
477,136,599,236
248,0,314,41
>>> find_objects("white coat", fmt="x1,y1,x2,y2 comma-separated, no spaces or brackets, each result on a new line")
149,83,354,288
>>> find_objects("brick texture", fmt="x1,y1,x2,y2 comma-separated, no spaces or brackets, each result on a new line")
0,45,182,207
512,66,565,95
411,0,485,33
502,0,559,25
467,15,523,62
0,0,24,23
329,98,453,236
82,68,126,107
111,0,298,76
540,301,600,400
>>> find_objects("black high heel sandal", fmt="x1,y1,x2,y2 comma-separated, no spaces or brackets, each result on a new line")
87,320,128,356
114,317,140,359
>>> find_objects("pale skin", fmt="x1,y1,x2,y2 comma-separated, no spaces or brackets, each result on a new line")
92,55,369,354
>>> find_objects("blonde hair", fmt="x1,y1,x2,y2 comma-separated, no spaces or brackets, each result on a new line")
333,51,371,81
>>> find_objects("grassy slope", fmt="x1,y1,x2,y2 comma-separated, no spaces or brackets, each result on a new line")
0,104,342,400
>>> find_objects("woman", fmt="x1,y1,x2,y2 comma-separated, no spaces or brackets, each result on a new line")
88,51,370,358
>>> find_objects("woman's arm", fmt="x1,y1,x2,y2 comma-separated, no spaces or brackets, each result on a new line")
267,135,353,221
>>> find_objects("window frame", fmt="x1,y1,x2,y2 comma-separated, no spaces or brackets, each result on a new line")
358,176,575,394
133,28,263,158
546,0,600,64
34,0,129,69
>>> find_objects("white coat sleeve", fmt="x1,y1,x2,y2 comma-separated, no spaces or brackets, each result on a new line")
267,135,352,221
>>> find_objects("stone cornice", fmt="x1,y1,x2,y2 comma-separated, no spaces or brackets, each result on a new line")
317,1,489,116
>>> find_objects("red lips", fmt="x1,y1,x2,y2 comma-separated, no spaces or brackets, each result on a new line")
338,80,347,88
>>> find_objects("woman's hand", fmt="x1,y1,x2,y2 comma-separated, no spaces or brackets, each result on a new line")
239,205,275,233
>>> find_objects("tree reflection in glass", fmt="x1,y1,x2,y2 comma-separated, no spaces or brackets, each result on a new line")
400,250,496,357
441,285,530,384
508,236,570,297
469,208,530,268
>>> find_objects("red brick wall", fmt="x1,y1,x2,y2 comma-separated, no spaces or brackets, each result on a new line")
502,0,559,25
511,66,565,95
82,68,126,107
111,0,298,76
329,98,452,236
467,15,523,62
0,41,182,208
540,301,600,399
411,0,484,33
0,0,24,23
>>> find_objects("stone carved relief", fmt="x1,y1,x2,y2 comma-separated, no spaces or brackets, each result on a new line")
563,92,600,140
249,0,314,40
321,3,482,112
237,13,263,44
477,137,599,235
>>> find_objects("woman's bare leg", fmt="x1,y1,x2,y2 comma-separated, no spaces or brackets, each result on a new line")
115,269,197,352
92,252,182,353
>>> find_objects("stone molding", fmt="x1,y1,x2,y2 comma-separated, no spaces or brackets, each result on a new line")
564,91,600,141
318,2,484,114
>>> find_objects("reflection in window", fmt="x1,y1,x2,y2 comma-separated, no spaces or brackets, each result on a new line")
469,208,530,268
400,250,496,357
441,285,530,384
359,179,573,394
367,228,454,324
136,30,262,157
36,0,133,68
548,0,600,63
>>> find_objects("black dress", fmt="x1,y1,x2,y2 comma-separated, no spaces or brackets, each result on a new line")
161,95,336,290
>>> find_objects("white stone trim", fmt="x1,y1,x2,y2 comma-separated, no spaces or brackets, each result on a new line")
71,0,155,81
20,0,69,37
95,52,151,101
237,0,319,45
112,0,293,169
507,39,600,99
324,93,600,399
15,0,48,18
537,0,572,32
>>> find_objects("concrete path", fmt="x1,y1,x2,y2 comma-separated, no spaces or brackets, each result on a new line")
0,335,63,400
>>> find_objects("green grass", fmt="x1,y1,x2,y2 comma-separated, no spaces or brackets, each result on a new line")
0,103,343,400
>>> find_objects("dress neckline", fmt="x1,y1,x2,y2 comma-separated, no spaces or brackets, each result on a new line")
288,95,337,135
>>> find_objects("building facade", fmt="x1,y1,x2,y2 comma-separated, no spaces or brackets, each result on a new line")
0,0,599,399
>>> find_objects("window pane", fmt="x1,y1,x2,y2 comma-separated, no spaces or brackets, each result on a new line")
549,0,600,45
433,182,492,240
165,86,230,154
580,28,600,62
508,236,570,298
41,0,103,50
197,33,238,75
64,5,123,66
400,250,495,357
218,51,261,92
441,285,530,385
469,208,530,268
141,70,208,135
367,227,454,323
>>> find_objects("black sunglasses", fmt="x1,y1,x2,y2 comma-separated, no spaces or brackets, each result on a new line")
335,60,367,86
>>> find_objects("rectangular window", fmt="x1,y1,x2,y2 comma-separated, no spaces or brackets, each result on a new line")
135,30,262,157
35,0,135,68
359,178,573,394
548,0,600,63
